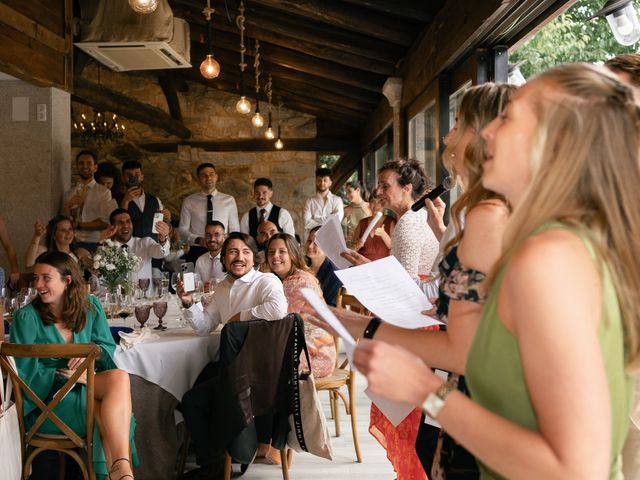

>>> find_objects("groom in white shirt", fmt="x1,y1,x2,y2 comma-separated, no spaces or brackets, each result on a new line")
177,232,287,479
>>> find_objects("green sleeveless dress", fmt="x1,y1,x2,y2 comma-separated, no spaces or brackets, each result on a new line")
465,223,632,479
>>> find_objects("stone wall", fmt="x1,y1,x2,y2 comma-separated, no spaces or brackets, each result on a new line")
72,65,318,236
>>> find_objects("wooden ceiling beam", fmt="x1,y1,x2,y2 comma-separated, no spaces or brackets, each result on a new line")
183,70,364,126
185,15,395,76
171,1,406,60
191,38,385,93
73,77,191,139
139,137,357,153
337,0,442,22
157,73,184,123
247,0,418,46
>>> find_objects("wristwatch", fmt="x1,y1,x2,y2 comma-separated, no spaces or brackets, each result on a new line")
422,380,456,419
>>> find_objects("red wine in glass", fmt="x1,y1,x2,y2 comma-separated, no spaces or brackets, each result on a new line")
134,304,152,329
153,300,168,330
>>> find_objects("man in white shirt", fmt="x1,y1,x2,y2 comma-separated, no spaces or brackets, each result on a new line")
240,177,295,241
178,232,287,478
102,208,170,280
62,150,113,252
194,221,226,289
178,231,287,336
179,163,239,266
303,167,344,240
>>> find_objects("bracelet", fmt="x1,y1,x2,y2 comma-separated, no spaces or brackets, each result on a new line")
363,317,382,339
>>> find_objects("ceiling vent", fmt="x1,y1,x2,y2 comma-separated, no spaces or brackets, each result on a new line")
75,0,191,71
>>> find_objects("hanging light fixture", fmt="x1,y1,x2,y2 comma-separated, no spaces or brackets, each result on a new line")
251,40,265,128
200,0,221,79
590,0,640,45
128,0,158,14
274,100,284,150
73,111,126,144
235,1,251,114
264,74,275,139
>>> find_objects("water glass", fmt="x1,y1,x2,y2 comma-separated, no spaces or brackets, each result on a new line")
138,278,151,298
103,293,120,320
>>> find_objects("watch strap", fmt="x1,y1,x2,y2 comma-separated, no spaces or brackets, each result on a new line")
363,317,382,339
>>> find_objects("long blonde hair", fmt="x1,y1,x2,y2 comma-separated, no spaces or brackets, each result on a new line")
444,83,516,253
492,63,640,369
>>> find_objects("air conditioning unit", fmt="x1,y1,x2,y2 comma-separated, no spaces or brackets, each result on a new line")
75,41,190,72
75,1,191,72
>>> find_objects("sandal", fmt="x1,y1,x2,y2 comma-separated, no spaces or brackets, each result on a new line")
109,457,134,480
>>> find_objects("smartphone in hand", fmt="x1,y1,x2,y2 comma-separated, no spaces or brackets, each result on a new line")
151,212,164,234
181,262,195,292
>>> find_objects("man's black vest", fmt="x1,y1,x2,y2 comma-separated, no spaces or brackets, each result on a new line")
128,193,160,240
248,205,282,240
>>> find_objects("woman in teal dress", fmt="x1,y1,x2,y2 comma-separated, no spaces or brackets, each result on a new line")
11,251,138,479
348,63,640,479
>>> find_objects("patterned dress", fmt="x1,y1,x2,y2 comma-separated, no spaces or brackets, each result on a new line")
282,269,336,378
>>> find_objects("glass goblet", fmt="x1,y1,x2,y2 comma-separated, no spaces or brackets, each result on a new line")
134,304,152,329
138,278,151,298
152,300,168,330
152,278,163,298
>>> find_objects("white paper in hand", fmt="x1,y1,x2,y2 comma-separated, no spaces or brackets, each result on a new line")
300,287,415,427
314,213,352,270
300,288,356,363
335,256,441,329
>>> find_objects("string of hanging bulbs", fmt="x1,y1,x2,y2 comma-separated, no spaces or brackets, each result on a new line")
234,1,283,149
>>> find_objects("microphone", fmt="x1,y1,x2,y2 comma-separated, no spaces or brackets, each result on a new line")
411,176,455,212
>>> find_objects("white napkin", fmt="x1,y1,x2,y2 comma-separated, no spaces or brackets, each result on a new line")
118,326,159,350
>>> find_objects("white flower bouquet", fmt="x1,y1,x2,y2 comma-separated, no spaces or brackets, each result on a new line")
93,240,140,293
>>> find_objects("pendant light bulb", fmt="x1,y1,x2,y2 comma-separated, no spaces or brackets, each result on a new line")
236,96,251,114
252,112,264,128
265,127,275,139
200,54,220,79
128,0,158,14
275,137,284,150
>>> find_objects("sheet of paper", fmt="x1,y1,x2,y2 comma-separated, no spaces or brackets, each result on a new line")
300,287,414,427
314,213,352,270
334,256,441,329
301,288,355,363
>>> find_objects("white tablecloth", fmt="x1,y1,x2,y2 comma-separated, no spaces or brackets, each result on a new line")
111,298,220,401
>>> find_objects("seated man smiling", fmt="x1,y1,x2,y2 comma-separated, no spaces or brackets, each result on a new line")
177,232,288,479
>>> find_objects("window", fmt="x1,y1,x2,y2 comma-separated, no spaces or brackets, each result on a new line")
408,101,436,182
447,81,471,204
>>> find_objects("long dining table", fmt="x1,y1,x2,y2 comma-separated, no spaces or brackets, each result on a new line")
110,298,220,480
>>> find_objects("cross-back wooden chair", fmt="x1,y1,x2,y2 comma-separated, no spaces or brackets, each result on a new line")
0,342,101,480
314,287,366,463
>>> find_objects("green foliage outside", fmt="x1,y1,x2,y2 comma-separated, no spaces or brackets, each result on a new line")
511,0,640,78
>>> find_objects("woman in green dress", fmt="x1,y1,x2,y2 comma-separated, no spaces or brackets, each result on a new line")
11,251,137,479
350,63,640,479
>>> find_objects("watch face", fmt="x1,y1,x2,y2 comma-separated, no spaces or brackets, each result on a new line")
423,392,445,419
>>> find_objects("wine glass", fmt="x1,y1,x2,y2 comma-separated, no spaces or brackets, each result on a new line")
138,278,151,299
192,275,204,304
134,304,152,329
152,278,163,298
117,294,133,325
170,272,181,294
153,300,168,330
103,293,119,320
161,272,170,295
3,297,18,322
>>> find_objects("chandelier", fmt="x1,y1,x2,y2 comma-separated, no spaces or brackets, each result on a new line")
73,110,126,144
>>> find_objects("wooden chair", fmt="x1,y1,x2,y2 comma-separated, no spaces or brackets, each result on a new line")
0,342,101,480
223,448,292,480
314,287,366,463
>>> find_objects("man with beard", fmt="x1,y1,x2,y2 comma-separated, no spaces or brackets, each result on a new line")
177,232,288,479
100,208,170,280
254,219,279,265
62,150,113,253
194,221,226,289
240,177,295,242
302,167,344,240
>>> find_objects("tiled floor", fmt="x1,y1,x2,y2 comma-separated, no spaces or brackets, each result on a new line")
213,372,397,480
